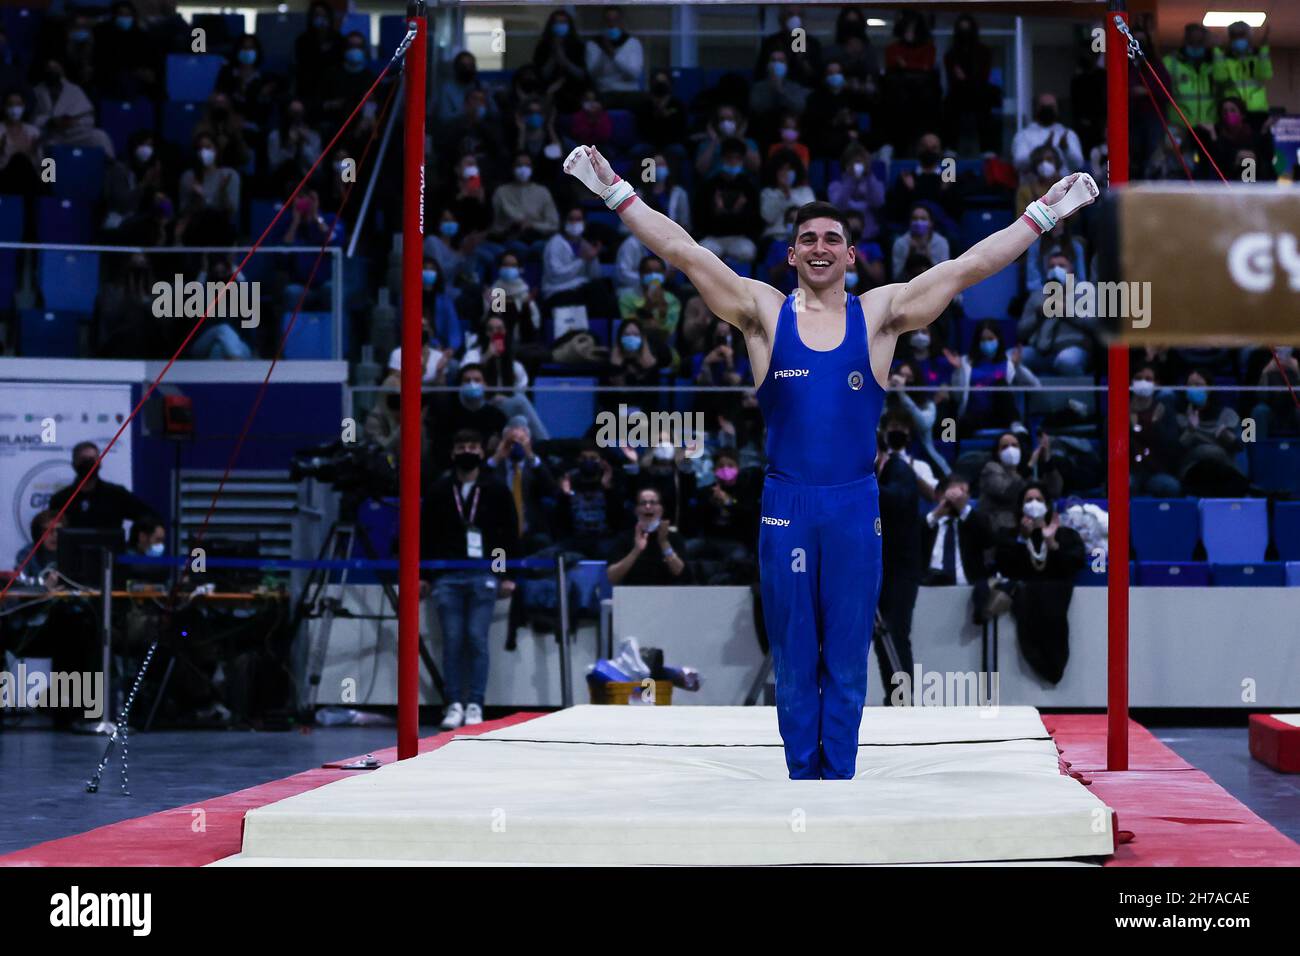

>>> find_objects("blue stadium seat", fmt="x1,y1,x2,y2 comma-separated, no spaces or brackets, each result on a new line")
48,146,106,203
161,101,203,147
35,197,91,244
1274,501,1300,562
0,194,22,310
1075,564,1107,586
1249,439,1300,494
279,312,335,359
379,15,408,60
340,12,371,45
1211,563,1285,587
586,317,612,346
607,109,637,151
190,14,245,55
1134,561,1210,586
807,158,827,194
255,12,296,73
99,98,155,158
723,258,751,279
888,159,918,188
568,560,612,615
1199,498,1268,563
165,54,224,102
532,376,596,439
1287,562,1300,587
19,310,86,358
1130,497,1199,561
40,251,99,312
960,208,1014,253
961,266,1017,320
1,9,41,67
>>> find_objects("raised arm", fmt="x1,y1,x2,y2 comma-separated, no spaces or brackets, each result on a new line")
883,172,1097,336
564,145,765,331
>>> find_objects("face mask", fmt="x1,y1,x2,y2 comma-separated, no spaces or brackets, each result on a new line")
844,271,859,289
578,458,601,477
912,331,930,350
780,169,797,187
238,49,257,66
499,266,520,282
721,162,743,177
655,164,669,181
780,128,799,143
909,219,931,237
74,458,96,479
999,445,1021,467
69,28,91,43
770,61,788,79
1046,265,1069,285
851,162,865,177
344,49,366,71
1131,379,1156,398
1037,160,1057,180
525,112,544,129
715,465,739,483
606,27,623,41
653,442,675,461
826,73,845,90
886,429,909,450
1187,387,1208,407
1023,499,1048,520
1185,45,1205,58
718,119,737,136
1224,112,1243,128
514,165,532,182
460,381,485,403
439,220,459,237
786,16,802,30
1231,38,1249,54
642,272,665,287
643,517,661,533
199,147,217,167
5,105,22,122
454,451,483,471
552,22,570,37
422,269,438,288
980,339,999,358
1036,106,1058,126
543,143,562,160
147,542,165,557
621,334,642,352
134,144,153,163
116,16,134,31
565,221,585,238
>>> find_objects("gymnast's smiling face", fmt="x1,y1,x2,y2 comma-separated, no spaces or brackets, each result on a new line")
788,217,856,292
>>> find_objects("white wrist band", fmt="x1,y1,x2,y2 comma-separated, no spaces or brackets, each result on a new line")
601,179,635,211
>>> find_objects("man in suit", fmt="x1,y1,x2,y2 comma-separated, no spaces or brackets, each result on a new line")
876,424,925,705
922,471,997,622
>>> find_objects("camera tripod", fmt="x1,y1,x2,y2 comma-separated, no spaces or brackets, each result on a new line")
295,494,445,714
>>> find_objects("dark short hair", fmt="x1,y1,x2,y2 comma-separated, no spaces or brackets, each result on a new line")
458,362,484,382
72,441,98,459
130,517,162,545
30,509,55,541
452,428,484,447
792,201,850,239
938,471,971,493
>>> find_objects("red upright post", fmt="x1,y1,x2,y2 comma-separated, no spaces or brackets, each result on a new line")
398,4,427,761
1105,3,1130,772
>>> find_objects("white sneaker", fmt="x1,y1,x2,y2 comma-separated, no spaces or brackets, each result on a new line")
440,703,464,730
464,703,483,726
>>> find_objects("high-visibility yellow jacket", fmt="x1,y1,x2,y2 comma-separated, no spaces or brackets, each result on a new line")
1213,46,1272,113
1162,51,1217,126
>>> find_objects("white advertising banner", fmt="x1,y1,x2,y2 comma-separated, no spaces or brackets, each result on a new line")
0,382,134,568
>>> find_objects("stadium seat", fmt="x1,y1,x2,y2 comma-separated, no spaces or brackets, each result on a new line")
1134,561,1210,586
99,98,155,158
340,12,371,46
1130,497,1199,561
960,266,1017,321
888,159,918,188
1199,498,1268,563
1249,440,1300,495
607,110,637,151
1286,562,1300,587
255,12,296,73
1210,563,1285,587
0,194,22,310
190,13,245,55
568,560,612,616
532,376,597,439
1274,502,1300,562
379,15,408,60
39,251,99,313
279,312,335,360
165,54,224,102
48,146,106,204
1,9,41,67
19,310,86,358
807,158,827,194
35,197,91,244
960,208,1014,253
162,101,203,148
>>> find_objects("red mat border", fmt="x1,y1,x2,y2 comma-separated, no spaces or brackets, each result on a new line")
2,711,1297,867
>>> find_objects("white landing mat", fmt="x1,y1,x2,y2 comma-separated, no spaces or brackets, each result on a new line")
235,706,1114,866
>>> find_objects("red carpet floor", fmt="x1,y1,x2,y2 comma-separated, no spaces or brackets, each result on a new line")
2,712,1296,867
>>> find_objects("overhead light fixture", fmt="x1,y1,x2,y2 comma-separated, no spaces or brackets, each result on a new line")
1202,12,1267,28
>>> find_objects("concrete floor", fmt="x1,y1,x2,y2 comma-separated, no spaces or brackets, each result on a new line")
1,718,1297,857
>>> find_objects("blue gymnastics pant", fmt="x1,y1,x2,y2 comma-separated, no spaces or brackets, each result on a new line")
758,473,883,780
